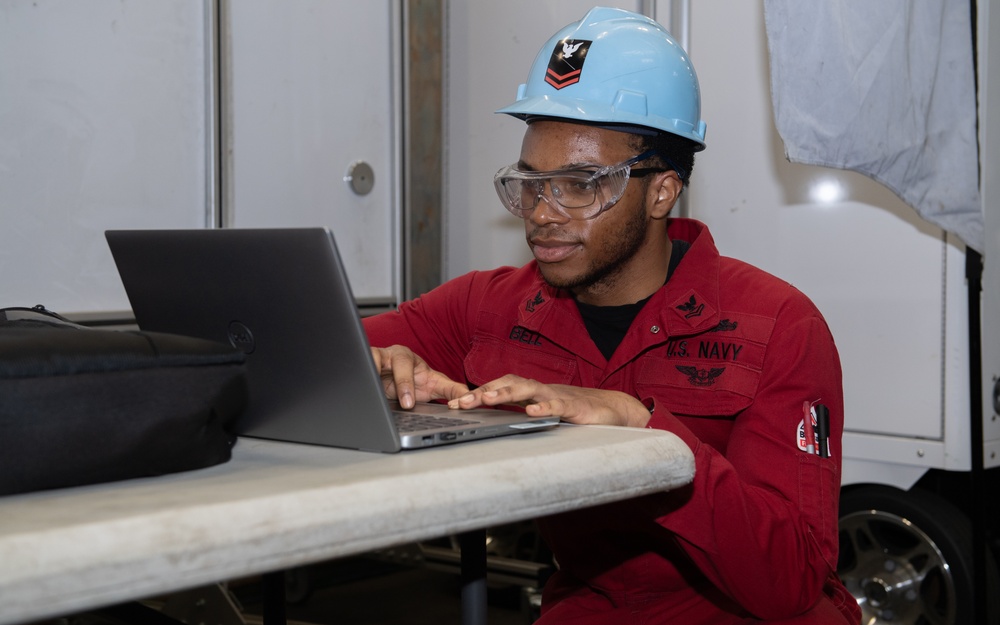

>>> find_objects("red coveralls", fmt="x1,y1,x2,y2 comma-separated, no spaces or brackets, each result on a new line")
362,218,861,624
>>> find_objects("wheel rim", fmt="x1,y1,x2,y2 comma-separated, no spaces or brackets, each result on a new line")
839,510,956,625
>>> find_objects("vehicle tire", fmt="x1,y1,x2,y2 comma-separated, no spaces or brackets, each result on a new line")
838,485,996,625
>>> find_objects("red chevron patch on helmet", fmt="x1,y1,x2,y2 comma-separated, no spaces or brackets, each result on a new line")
545,68,582,89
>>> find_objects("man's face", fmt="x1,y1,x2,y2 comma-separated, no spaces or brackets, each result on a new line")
517,121,655,302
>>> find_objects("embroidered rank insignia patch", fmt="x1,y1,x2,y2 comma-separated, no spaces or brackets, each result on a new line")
675,294,704,319
526,290,545,312
670,289,716,326
545,39,592,90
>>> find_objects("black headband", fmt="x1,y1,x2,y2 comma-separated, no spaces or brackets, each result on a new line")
524,115,662,137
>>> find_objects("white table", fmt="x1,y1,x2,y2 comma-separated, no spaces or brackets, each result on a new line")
0,424,694,625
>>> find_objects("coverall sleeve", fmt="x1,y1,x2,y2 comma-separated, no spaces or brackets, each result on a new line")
362,271,487,383
648,305,844,620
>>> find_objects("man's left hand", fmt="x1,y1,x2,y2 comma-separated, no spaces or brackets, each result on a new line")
448,374,652,428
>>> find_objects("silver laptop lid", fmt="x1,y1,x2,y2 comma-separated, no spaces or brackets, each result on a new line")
106,228,403,452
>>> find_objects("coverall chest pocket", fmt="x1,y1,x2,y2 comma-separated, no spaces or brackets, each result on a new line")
635,355,757,453
634,353,757,417
464,333,577,388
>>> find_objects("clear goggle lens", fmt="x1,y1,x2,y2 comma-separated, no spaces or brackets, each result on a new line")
493,150,665,220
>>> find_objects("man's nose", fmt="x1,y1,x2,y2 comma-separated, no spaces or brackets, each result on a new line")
527,184,571,225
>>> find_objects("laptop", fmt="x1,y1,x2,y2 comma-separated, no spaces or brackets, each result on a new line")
105,228,558,452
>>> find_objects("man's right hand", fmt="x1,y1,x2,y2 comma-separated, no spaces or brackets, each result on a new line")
369,345,470,409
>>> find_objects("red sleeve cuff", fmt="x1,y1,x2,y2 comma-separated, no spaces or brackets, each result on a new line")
645,399,701,453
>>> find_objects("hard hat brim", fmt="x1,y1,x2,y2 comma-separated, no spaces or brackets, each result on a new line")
496,95,707,151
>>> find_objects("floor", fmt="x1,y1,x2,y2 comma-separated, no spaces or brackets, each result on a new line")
245,561,534,625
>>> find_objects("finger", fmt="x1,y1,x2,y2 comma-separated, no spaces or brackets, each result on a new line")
525,398,569,419
369,347,384,370
434,377,471,402
371,347,399,395
451,376,541,410
448,381,507,410
386,348,418,409
411,365,470,402
448,388,486,410
479,386,527,407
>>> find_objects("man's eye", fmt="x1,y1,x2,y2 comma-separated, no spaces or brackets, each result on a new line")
553,178,595,195
524,180,545,193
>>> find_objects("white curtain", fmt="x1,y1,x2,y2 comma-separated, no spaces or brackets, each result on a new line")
764,0,983,252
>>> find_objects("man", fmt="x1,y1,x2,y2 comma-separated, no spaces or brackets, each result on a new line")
364,7,860,624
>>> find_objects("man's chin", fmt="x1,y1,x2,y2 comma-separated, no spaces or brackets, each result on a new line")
537,265,586,292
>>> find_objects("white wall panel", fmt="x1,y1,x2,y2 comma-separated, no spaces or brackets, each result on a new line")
0,1,212,314
225,1,400,303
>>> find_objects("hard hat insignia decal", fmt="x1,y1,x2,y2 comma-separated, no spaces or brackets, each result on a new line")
545,39,592,90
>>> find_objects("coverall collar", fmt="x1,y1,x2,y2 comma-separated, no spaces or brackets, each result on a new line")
514,218,723,367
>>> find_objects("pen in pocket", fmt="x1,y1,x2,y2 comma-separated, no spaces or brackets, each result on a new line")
802,400,816,455
815,404,830,458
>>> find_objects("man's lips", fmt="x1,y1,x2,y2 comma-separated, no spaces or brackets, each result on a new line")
529,238,581,263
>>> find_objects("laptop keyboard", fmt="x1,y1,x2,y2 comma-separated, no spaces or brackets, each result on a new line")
393,412,481,433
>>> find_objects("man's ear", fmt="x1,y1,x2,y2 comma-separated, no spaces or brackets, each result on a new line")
648,170,683,219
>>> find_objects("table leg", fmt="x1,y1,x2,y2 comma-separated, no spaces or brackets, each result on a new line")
459,529,488,625
261,570,287,625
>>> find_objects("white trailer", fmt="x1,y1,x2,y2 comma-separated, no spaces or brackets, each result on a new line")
686,2,1000,623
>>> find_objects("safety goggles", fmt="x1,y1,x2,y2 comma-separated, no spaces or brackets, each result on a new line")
493,149,667,220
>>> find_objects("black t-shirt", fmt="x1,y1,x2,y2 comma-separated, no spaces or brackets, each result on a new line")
576,240,690,360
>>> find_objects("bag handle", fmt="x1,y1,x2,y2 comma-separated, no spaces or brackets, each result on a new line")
0,305,80,327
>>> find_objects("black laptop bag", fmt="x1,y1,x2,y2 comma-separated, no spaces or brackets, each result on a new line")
0,306,249,496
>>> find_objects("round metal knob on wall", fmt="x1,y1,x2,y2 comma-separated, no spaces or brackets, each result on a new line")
345,161,375,195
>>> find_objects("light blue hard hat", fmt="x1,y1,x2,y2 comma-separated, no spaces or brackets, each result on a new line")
496,6,707,150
